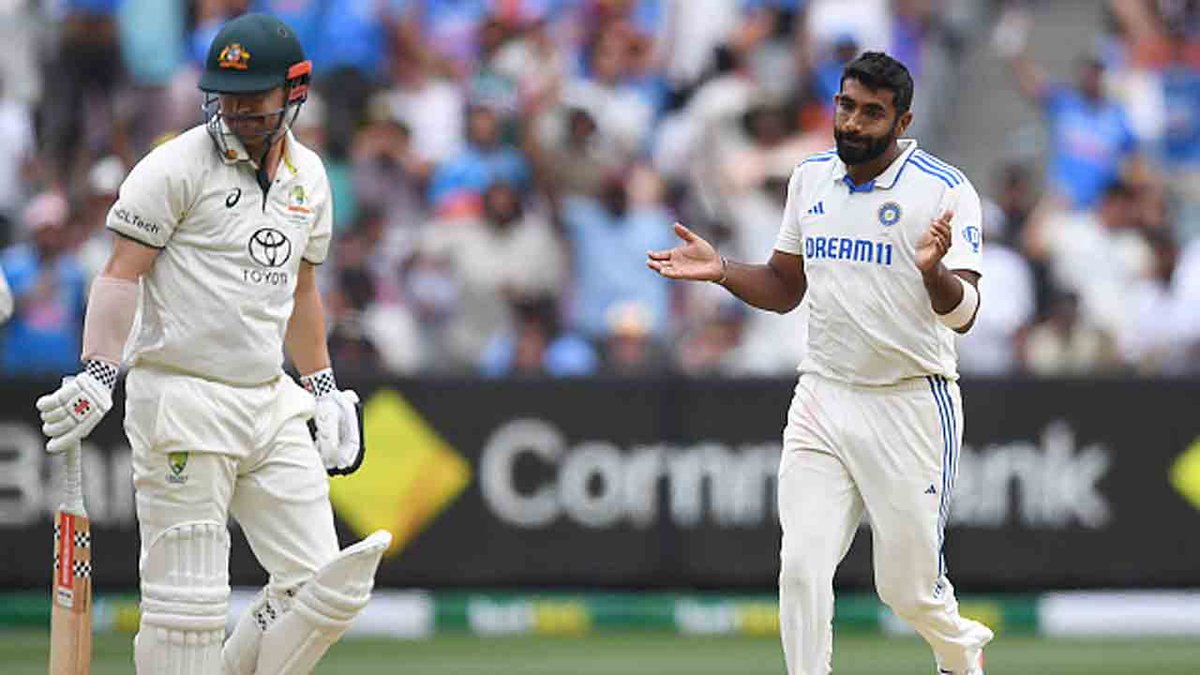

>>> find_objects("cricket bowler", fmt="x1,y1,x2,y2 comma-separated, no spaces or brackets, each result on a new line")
648,52,993,675
35,13,390,674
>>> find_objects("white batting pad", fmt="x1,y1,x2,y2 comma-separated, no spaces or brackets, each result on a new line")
134,521,230,674
253,530,391,674
222,586,293,675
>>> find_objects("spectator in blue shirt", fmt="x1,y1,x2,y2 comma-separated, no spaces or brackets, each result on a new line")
1011,51,1139,211
118,0,188,155
253,0,403,74
812,35,861,116
42,0,125,181
252,0,322,61
411,0,493,79
62,0,119,14
479,296,598,377
428,105,531,217
254,0,405,158
1,193,87,375
1157,29,1200,241
560,167,673,339
1160,33,1200,171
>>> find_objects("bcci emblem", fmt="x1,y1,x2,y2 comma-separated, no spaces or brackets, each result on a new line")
218,43,251,70
878,201,902,228
964,225,982,253
167,452,189,485
248,228,292,268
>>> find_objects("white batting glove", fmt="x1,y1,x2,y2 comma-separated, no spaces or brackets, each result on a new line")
35,362,117,454
302,368,363,475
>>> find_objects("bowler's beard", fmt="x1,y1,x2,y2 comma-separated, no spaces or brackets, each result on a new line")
834,121,897,165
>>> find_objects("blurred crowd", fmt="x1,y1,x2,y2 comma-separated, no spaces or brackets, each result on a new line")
0,0,1196,379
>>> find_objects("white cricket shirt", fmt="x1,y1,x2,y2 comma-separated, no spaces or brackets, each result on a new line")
774,139,983,385
107,124,333,386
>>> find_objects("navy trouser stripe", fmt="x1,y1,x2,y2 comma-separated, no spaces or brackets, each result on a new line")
927,376,955,576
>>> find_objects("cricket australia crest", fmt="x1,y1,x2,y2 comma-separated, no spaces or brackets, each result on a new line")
168,452,189,484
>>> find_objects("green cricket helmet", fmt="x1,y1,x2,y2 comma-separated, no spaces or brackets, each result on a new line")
199,13,312,161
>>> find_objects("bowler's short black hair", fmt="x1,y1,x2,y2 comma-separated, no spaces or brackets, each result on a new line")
840,51,914,115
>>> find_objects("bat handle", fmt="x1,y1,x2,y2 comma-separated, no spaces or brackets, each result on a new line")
62,441,86,517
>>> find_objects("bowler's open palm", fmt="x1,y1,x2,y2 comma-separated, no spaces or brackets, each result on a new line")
647,223,723,282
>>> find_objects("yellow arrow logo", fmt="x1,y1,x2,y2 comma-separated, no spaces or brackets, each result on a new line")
329,389,471,556
1169,437,1200,512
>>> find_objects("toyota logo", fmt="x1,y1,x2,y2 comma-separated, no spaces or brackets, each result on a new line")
248,228,292,268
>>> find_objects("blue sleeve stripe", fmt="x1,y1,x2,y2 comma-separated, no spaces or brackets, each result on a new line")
915,151,966,183
913,152,964,183
916,153,964,182
909,156,958,187
799,150,837,165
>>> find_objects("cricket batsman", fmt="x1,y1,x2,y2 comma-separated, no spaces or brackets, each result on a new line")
35,13,390,673
648,52,993,674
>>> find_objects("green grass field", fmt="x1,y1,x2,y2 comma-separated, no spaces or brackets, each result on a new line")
3,631,1197,674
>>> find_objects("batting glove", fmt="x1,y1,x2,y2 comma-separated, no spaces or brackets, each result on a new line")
36,361,117,454
302,368,364,475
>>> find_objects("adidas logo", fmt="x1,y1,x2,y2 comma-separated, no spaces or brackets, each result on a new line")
925,484,937,495
806,201,825,215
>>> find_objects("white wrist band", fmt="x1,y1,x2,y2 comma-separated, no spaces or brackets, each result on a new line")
937,276,979,330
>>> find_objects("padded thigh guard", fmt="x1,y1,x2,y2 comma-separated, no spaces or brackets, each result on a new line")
254,530,391,674
135,521,230,675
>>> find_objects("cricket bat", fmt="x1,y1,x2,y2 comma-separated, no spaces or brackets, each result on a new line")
49,440,92,675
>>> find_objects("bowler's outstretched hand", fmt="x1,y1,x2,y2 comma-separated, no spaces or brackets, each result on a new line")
647,223,724,282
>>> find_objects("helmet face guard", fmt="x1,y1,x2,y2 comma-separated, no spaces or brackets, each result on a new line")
203,60,311,165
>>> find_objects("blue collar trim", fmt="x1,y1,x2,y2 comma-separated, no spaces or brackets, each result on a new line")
842,175,876,193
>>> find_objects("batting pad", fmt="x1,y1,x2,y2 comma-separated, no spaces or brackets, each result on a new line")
253,530,392,674
222,586,294,675
134,521,230,675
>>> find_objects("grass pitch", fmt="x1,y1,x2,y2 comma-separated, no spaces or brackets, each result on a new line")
2,630,1196,673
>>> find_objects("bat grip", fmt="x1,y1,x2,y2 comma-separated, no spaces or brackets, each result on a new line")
62,441,86,516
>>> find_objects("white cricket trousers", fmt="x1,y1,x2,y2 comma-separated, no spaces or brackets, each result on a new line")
124,366,339,592
778,373,992,675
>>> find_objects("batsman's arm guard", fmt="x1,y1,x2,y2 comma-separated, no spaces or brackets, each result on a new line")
81,275,138,367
